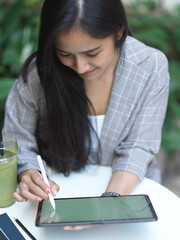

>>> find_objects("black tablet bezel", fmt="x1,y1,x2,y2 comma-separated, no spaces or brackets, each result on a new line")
35,194,158,227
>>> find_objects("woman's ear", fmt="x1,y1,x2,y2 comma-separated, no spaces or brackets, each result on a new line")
117,26,125,40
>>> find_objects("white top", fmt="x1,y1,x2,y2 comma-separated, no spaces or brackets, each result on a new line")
89,115,105,152
89,115,105,138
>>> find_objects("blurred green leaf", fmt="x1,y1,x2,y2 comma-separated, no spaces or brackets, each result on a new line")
133,27,170,54
0,78,15,101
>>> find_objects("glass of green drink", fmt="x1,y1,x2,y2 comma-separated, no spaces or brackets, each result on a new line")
0,134,19,208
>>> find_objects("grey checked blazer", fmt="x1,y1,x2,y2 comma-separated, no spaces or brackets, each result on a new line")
3,36,169,182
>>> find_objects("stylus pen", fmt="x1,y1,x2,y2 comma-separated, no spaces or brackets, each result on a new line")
14,218,37,240
37,155,56,210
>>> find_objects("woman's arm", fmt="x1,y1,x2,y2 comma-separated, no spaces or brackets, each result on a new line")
111,50,169,186
3,74,43,175
105,170,140,195
4,69,60,202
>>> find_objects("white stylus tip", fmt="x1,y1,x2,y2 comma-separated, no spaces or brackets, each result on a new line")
49,193,56,210
37,155,56,210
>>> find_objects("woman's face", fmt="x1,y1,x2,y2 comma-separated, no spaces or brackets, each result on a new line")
54,26,120,81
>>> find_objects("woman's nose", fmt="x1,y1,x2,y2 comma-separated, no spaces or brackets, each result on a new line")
73,57,89,74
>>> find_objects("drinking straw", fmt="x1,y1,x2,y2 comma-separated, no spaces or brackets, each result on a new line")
0,123,4,156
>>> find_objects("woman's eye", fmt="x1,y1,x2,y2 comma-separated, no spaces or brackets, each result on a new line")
87,53,99,58
58,52,100,58
59,53,71,57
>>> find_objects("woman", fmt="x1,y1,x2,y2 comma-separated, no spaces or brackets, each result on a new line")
4,0,169,215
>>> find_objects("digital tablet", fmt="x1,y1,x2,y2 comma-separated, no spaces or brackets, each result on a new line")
35,194,158,226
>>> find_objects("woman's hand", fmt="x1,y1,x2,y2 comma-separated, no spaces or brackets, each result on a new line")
13,169,60,202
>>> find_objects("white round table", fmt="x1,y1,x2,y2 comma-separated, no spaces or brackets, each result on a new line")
0,165,180,240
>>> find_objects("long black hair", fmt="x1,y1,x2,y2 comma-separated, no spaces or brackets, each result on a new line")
22,0,129,175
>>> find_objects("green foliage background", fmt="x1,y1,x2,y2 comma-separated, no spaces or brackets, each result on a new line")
0,0,180,157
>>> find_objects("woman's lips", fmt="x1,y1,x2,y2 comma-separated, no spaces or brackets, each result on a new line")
81,68,96,77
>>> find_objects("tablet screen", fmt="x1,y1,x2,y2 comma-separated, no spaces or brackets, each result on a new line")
36,195,157,226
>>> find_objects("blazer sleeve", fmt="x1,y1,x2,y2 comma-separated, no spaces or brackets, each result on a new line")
112,51,169,180
3,68,49,176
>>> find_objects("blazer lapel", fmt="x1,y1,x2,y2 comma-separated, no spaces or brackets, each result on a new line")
100,49,151,165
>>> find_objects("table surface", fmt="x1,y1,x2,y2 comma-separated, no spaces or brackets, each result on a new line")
0,165,180,240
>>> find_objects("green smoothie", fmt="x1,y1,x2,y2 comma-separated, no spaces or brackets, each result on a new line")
0,149,18,208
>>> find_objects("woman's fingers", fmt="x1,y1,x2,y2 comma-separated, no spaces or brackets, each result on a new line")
14,169,60,202
19,170,49,200
14,188,42,202
19,179,48,201
49,180,60,197
13,182,42,203
13,191,27,202
28,170,60,197
25,169,51,194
